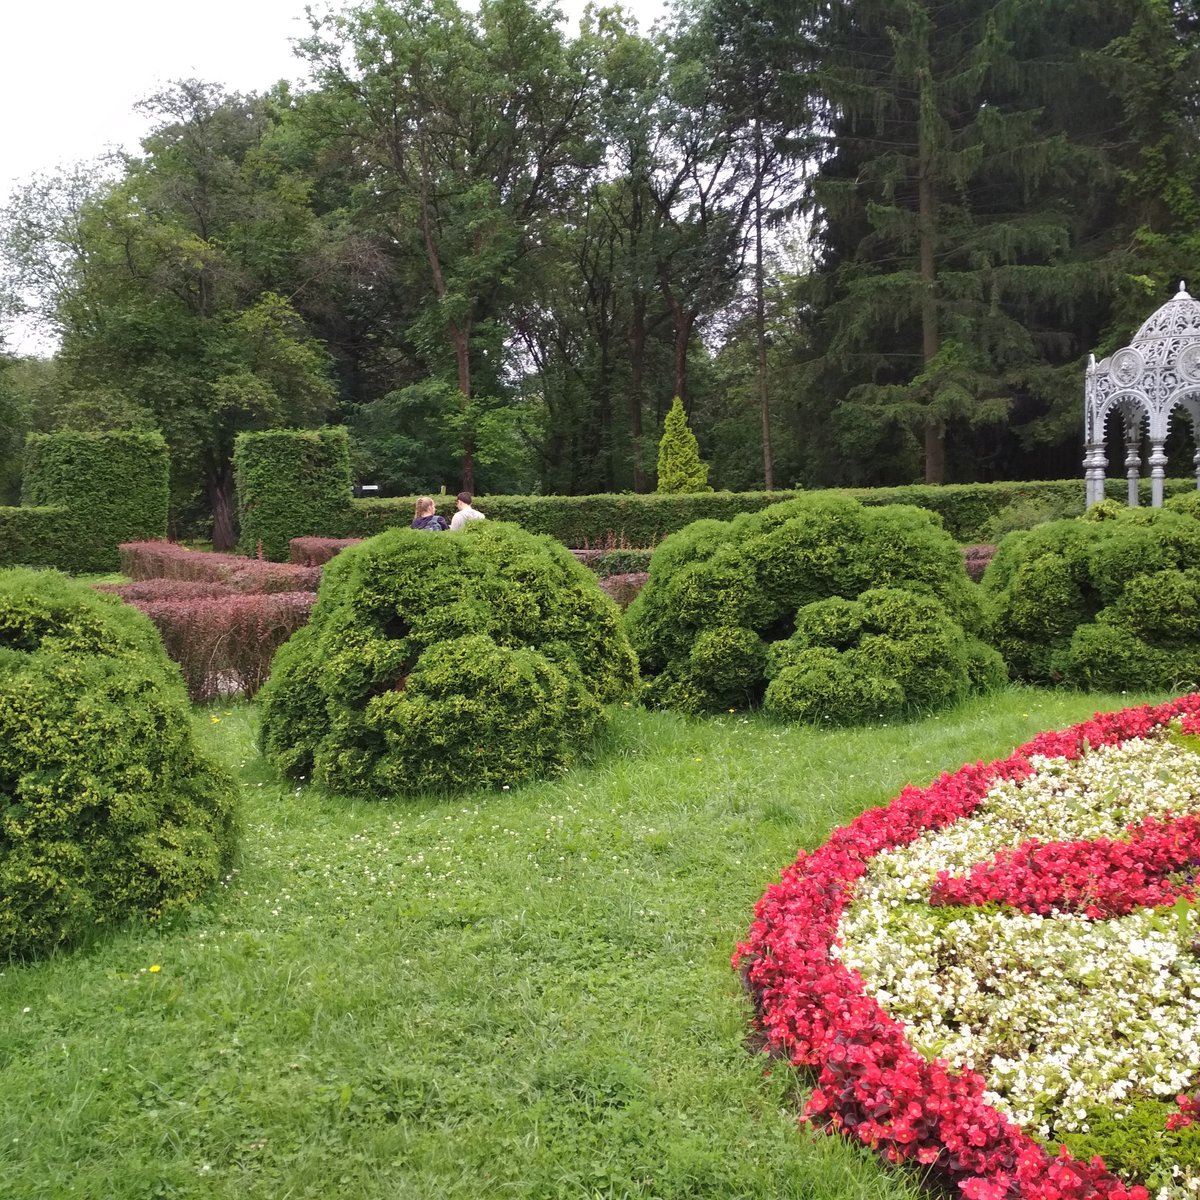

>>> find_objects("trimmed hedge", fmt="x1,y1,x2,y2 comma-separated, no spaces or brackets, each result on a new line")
234,427,353,561
0,568,237,959
625,493,1005,723
0,505,71,569
259,522,639,795
347,480,1200,547
980,506,1200,689
0,431,168,573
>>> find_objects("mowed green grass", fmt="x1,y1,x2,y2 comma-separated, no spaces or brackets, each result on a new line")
0,688,1160,1199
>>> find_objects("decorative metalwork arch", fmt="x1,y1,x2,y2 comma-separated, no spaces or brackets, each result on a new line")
1084,283,1200,507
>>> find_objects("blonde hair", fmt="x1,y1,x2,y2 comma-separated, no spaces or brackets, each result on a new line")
414,496,436,517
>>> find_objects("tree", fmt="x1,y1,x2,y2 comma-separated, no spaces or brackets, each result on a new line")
656,394,710,492
733,0,1147,484
299,0,598,494
31,82,337,547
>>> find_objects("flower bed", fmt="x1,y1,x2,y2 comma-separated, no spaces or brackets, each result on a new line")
736,696,1200,1200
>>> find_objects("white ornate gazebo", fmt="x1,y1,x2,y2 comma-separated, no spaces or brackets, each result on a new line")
1084,283,1200,507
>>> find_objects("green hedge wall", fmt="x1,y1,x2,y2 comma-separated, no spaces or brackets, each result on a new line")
345,479,1198,547
0,505,73,569
234,427,352,561
2,431,169,573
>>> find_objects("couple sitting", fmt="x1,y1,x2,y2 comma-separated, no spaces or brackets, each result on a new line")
411,491,486,533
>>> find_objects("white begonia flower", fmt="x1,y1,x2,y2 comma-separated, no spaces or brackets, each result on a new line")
837,735,1200,1149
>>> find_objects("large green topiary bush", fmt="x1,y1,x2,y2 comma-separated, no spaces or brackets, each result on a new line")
258,522,639,794
980,505,1200,689
0,569,237,960
0,430,169,573
625,494,1004,723
235,427,353,560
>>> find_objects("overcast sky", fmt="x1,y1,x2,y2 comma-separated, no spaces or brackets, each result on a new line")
1,0,667,352
1,0,668,202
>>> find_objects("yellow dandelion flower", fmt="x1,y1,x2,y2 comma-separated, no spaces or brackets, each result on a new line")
148,964,161,973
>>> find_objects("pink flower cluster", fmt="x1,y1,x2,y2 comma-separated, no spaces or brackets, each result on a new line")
736,696,1200,1200
930,815,1200,918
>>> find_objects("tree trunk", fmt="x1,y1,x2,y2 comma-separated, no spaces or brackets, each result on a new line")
671,310,695,406
924,418,945,486
917,28,942,486
208,461,237,552
452,323,475,493
628,294,648,493
754,112,774,491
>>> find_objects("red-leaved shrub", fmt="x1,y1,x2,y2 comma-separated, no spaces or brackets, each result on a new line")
128,591,316,702
963,542,997,582
96,579,235,602
289,537,362,566
119,542,320,592
598,572,648,609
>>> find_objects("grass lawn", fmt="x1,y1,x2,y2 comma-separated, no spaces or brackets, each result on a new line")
0,687,1162,1199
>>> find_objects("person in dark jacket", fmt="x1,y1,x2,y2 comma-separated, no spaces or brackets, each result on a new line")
410,496,449,531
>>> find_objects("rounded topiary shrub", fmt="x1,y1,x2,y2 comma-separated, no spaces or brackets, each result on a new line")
980,506,1200,688
625,494,1001,722
258,522,639,794
0,569,237,960
763,588,1007,726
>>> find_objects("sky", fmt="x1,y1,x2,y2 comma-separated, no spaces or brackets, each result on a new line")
1,0,667,352
2,0,668,200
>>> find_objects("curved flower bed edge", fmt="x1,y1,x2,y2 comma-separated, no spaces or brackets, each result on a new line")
734,695,1200,1200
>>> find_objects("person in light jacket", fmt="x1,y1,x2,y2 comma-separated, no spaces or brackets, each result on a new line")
449,491,486,532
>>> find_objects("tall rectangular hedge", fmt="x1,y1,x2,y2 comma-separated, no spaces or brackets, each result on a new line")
234,427,352,561
342,478,1199,546
1,431,169,573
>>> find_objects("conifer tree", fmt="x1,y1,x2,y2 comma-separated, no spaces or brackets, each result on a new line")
656,395,711,493
706,0,1146,484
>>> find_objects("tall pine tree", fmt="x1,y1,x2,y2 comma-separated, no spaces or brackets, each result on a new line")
717,0,1146,484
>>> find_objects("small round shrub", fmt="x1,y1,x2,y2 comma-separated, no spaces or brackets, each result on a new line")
981,507,1200,687
258,522,639,794
763,588,1006,725
0,569,237,960
626,494,996,722
1163,490,1200,521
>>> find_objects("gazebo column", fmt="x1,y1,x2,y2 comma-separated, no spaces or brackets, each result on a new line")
1149,439,1168,507
1125,430,1142,507
1194,444,1200,492
1083,442,1107,507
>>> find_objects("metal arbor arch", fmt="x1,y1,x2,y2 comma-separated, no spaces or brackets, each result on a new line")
1084,283,1200,507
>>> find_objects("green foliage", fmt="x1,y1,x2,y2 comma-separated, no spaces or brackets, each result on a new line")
259,521,638,793
656,396,712,494
594,549,654,577
982,506,1200,686
770,0,1159,484
12,85,339,548
627,493,997,721
0,569,236,960
981,493,1085,541
0,430,168,573
234,427,353,560
1056,1097,1200,1198
762,588,1005,725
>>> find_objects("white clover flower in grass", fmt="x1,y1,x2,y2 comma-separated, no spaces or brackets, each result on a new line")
836,735,1200,1144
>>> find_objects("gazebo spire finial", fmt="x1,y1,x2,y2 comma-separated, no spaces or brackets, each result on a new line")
1179,280,1191,299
